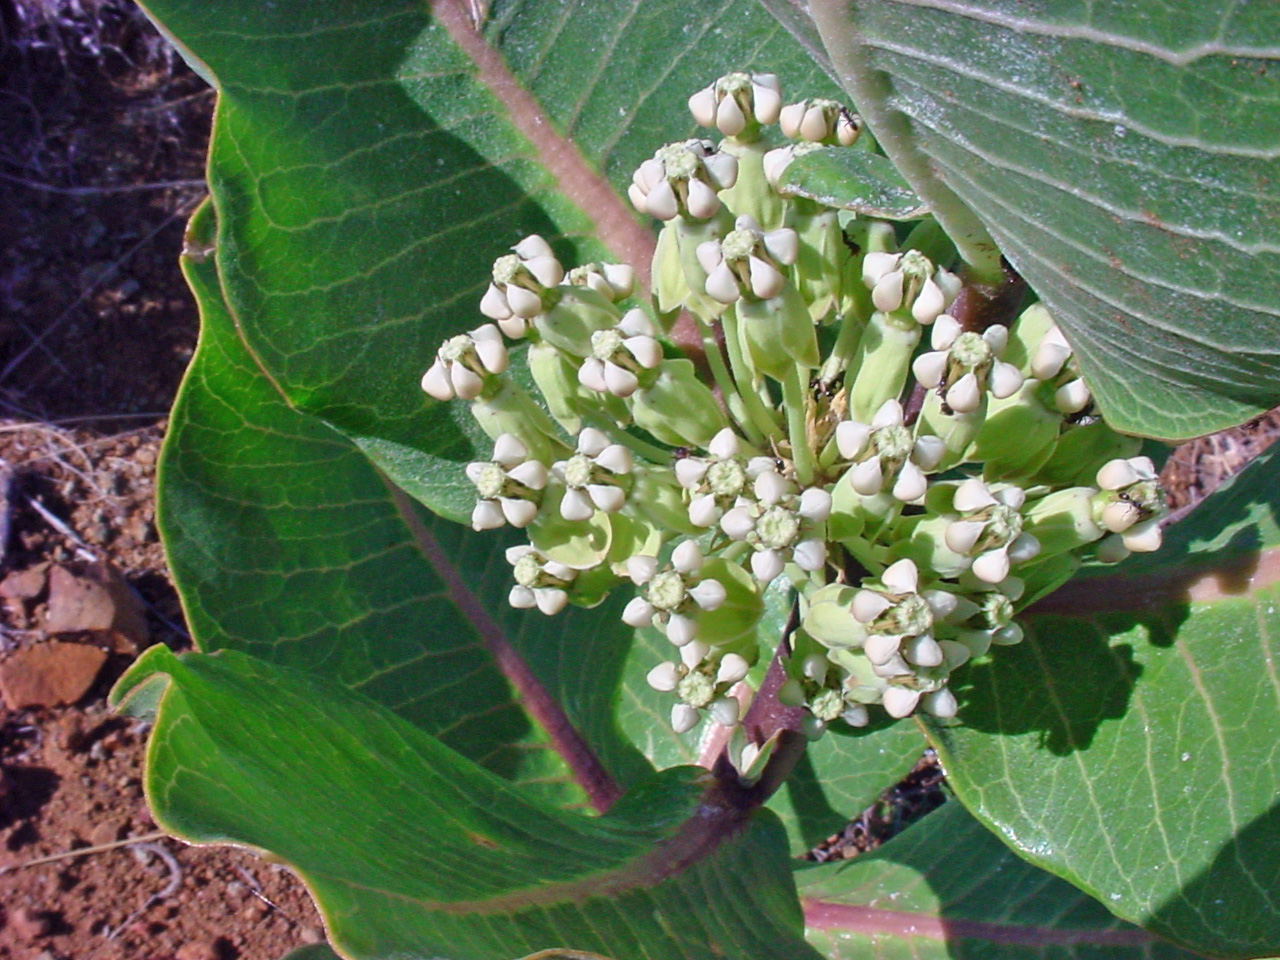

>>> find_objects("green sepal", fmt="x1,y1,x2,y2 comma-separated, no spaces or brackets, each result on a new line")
527,342,585,436
528,502,614,570
1031,420,1142,487
533,288,621,356
628,464,699,537
1003,302,1057,374
846,310,921,423
970,380,1062,481
631,359,729,448
887,513,971,580
717,138,784,231
790,204,847,323
691,557,763,651
470,380,565,465
802,583,865,650
737,285,820,380
1021,487,1105,558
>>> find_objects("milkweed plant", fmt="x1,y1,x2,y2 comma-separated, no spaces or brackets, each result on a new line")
422,71,1167,755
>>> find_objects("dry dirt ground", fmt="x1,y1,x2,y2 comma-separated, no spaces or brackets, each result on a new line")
0,3,1277,960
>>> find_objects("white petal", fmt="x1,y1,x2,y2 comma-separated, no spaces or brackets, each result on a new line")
696,240,724,275
672,540,704,574
904,634,944,667
912,278,946,324
622,595,656,627
534,588,568,615
946,372,982,413
871,398,905,429
802,654,828,684
595,444,633,475
505,544,535,565
716,95,746,136
763,228,799,266
681,641,710,668
501,498,538,528
1097,458,1141,490
1007,533,1041,562
892,460,928,502
945,519,986,555
449,364,484,401
465,461,488,485
514,234,554,261
577,427,610,456
685,177,720,219
647,662,681,692
703,152,738,189
1031,329,1071,379
751,549,785,583
852,590,891,623
505,285,543,318
709,427,740,459
588,484,626,513
720,506,755,540
492,433,528,465
954,478,997,512
792,539,827,571
798,487,832,520
709,697,739,726
645,179,679,220
688,494,720,528
841,704,869,727
603,362,640,398
779,101,806,139
688,578,726,611
688,87,717,126
992,623,1024,646
627,555,659,584
861,251,899,287
871,270,905,313
671,703,700,734
982,324,1009,355
836,421,871,459
923,589,958,620
751,76,782,123
560,488,595,521
509,585,536,609
882,686,922,719
717,653,750,685
705,262,741,303
601,263,636,299
753,469,789,504
675,458,709,489
507,461,546,490
748,256,784,299
1095,535,1130,563
524,255,564,288
1123,518,1163,552
578,357,608,392
912,351,948,389
972,549,1011,584
1104,503,1140,537
882,558,919,594
625,336,663,369
471,500,506,531
1055,378,1091,414
991,362,1024,399
479,283,513,320
912,435,946,470
665,613,697,646
922,688,958,718
421,361,454,401
799,104,829,141
851,457,884,495
864,633,902,666
627,181,648,212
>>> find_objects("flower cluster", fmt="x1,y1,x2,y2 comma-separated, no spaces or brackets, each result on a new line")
422,72,1166,741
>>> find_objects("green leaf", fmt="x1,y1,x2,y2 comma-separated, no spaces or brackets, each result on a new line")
927,447,1280,958
113,645,822,960
791,0,1280,439
137,0,843,518
798,801,1204,958
278,946,342,960
162,199,649,809
780,148,928,219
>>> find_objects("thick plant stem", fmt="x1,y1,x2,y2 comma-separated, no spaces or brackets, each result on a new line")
782,365,816,486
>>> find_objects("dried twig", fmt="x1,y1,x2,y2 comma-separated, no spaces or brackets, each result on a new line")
0,830,169,875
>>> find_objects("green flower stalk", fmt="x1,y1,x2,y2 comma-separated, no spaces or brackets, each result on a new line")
418,71,1169,741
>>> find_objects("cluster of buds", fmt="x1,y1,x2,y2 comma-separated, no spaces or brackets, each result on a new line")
421,73,1167,742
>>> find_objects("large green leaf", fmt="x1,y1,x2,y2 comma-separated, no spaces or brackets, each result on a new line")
162,199,648,808
139,0,844,519
798,801,1204,958
791,0,1280,440
112,644,821,960
927,447,1280,958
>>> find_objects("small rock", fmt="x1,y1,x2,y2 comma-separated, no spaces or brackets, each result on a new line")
9,906,51,940
298,926,325,944
175,939,221,960
44,561,148,654
0,562,50,602
0,642,108,710
88,820,123,847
